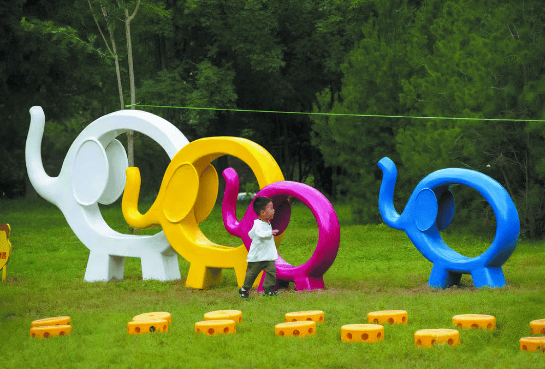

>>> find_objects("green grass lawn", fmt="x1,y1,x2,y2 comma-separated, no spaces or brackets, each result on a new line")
1,197,545,368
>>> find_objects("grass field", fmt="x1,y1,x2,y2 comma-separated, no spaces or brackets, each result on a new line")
1,197,545,368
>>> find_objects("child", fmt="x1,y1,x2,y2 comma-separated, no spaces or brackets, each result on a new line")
238,197,279,298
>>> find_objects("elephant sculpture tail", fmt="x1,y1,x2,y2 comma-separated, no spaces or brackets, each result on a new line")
378,157,402,229
222,168,242,237
26,106,60,205
122,167,160,229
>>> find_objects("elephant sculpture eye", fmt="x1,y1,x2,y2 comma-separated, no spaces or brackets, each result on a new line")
72,139,110,206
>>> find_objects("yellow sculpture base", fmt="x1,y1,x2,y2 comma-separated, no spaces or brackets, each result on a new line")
31,316,71,327
367,310,408,325
133,312,172,325
452,314,496,330
195,319,236,336
414,329,460,348
127,319,168,335
530,319,545,335
275,321,316,338
341,324,384,343
520,336,545,352
204,310,242,323
284,310,324,323
30,325,71,338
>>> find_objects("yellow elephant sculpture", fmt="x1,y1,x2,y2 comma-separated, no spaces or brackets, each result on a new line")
122,137,284,289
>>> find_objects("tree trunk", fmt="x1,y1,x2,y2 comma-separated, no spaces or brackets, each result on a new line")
124,0,140,168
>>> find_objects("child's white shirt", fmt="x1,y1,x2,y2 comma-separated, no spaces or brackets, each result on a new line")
246,219,278,262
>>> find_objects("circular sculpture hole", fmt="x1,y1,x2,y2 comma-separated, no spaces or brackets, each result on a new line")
196,328,200,333
279,330,285,336
293,330,300,336
308,328,313,334
307,318,312,321
542,328,545,334
224,327,230,333
208,328,215,335
388,318,395,325
292,319,297,322
135,327,140,333
346,333,352,340
417,339,422,346
362,333,369,341
43,332,50,338
59,331,65,336
149,326,156,333
239,317,242,323
487,323,492,329
319,316,324,322
163,325,167,331
377,332,382,339
373,319,379,323
431,339,436,345
471,324,479,329
31,332,36,337
448,338,454,346
402,316,407,323
522,345,527,351
457,323,463,327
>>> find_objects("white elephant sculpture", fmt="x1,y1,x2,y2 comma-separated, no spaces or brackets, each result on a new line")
26,106,189,282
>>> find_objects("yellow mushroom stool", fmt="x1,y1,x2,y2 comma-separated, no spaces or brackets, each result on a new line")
204,310,242,323
341,324,384,343
520,337,545,353
275,321,316,338
285,310,324,323
414,329,460,348
195,319,236,336
31,316,71,327
367,310,408,325
127,319,168,335
30,325,71,338
452,314,495,330
530,319,545,335
133,312,172,325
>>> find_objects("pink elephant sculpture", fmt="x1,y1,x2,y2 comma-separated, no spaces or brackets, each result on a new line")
222,168,340,291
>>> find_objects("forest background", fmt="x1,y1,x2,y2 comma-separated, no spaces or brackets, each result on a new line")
2,0,545,239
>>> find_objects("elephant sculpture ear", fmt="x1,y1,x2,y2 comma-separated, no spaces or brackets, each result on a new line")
414,188,438,232
436,188,455,231
98,139,129,205
72,138,109,206
162,163,200,223
194,164,219,224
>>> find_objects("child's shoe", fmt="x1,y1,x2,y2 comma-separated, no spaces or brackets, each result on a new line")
239,288,249,299
263,289,279,297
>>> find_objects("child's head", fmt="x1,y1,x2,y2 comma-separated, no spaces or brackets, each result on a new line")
253,196,273,217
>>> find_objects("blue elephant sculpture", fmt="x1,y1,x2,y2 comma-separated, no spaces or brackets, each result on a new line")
378,157,520,289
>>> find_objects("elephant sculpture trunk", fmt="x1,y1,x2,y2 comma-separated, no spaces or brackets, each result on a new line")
222,167,243,237
377,157,402,229
26,106,59,205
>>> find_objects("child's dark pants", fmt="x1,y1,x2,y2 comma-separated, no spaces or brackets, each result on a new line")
242,260,277,291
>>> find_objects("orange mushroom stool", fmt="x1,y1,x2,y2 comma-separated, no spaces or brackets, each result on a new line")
204,310,242,323
275,321,316,338
519,336,545,353
195,319,236,336
341,324,384,343
414,329,460,348
367,310,408,325
30,325,71,339
284,310,324,323
133,312,172,325
530,319,545,335
452,314,495,330
31,316,71,327
127,319,168,335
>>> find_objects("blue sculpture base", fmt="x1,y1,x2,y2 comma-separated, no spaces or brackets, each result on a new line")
428,265,507,289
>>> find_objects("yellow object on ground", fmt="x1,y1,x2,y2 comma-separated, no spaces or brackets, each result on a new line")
195,320,236,336
275,321,316,338
123,137,284,289
127,319,168,335
284,310,324,323
133,312,172,325
341,324,384,343
414,329,460,348
204,310,242,323
31,316,71,327
30,325,71,338
519,336,545,352
367,310,408,325
0,224,12,281
530,319,545,335
452,314,496,330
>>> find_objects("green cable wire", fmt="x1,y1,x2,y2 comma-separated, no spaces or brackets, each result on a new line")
125,104,545,122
